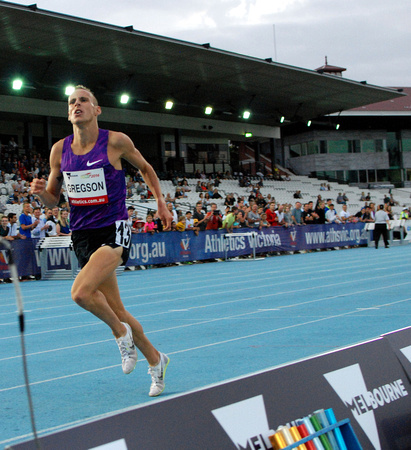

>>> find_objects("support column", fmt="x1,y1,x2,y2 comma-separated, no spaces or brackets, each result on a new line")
43,116,53,152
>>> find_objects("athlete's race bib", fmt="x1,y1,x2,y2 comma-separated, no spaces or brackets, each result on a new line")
63,168,108,206
115,220,131,248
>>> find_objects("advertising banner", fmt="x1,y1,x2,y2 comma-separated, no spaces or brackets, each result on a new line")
10,334,411,449
0,223,369,278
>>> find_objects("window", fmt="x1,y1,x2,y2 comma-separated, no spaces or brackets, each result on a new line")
361,140,375,153
307,141,318,155
328,140,348,153
290,144,301,157
402,138,411,152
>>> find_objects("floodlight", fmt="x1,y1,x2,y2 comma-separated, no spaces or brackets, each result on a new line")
307,120,312,127
65,85,75,96
12,79,23,90
165,100,173,110
245,132,253,138
336,124,340,130
280,116,285,123
243,110,251,119
120,94,130,104
205,106,213,115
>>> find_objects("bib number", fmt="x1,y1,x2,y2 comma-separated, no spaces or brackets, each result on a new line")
115,220,131,248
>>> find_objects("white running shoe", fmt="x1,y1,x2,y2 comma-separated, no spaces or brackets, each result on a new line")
115,322,138,374
148,352,170,397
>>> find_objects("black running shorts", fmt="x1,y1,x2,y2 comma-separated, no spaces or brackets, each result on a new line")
72,220,131,269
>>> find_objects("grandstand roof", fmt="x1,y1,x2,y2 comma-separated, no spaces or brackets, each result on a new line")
344,87,411,115
0,0,405,129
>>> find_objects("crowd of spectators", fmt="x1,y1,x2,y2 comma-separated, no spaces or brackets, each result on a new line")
1,139,409,244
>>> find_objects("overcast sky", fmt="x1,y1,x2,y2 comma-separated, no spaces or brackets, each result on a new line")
10,0,411,87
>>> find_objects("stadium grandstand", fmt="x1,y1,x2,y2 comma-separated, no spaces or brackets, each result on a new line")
0,1,409,226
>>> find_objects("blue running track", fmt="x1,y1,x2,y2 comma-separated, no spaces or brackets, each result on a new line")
1,245,411,447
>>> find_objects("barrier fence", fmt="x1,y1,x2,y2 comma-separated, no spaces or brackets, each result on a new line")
1,221,410,279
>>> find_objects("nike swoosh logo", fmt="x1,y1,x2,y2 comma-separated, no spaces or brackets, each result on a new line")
86,159,103,167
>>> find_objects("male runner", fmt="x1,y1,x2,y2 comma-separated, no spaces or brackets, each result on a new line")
31,85,172,397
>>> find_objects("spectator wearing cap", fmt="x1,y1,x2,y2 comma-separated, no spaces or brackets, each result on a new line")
400,208,409,220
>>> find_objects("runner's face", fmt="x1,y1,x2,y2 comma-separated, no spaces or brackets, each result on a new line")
68,89,100,124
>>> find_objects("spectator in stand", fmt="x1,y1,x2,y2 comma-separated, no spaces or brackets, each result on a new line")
143,213,158,234
276,204,285,226
336,193,345,204
283,205,293,227
19,202,35,238
0,216,13,240
8,137,18,150
8,189,20,205
246,203,261,229
181,180,191,193
389,194,398,206
365,192,371,201
164,193,175,204
325,204,341,223
291,201,303,225
369,203,376,220
51,206,60,223
212,188,222,199
360,192,367,201
174,187,185,199
175,216,186,231
324,199,333,213
400,208,409,220
266,202,278,226
256,192,267,209
132,220,145,233
339,204,354,223
221,207,239,233
224,193,235,207
57,209,71,236
31,207,48,238
167,202,178,223
44,208,58,236
301,203,314,224
205,203,222,230
195,181,203,192
193,202,207,231
136,181,147,197
7,213,26,239
185,211,194,230
293,190,302,199
383,203,393,220
314,201,326,224
383,193,391,205
355,207,366,222
260,213,270,228
362,206,375,223
236,210,249,228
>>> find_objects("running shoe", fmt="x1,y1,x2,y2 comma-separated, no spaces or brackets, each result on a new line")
115,322,138,374
148,352,170,397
